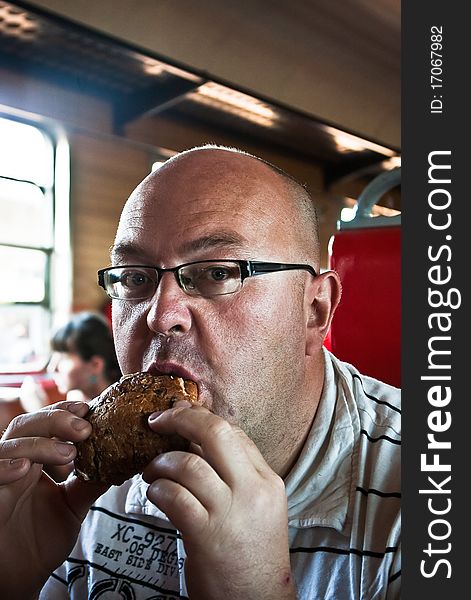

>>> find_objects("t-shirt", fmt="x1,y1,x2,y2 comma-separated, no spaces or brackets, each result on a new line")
40,349,401,599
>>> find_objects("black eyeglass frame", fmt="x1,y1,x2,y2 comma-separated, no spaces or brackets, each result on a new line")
97,260,317,300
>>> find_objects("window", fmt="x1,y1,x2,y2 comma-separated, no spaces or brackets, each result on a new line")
0,116,69,373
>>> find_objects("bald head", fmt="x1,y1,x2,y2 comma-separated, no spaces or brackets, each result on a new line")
124,145,320,268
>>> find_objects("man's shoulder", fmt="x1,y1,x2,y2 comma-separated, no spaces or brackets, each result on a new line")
351,371,401,427
329,351,401,432
331,355,401,496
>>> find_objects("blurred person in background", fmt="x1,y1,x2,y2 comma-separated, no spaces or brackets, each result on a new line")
20,311,121,413
49,311,121,403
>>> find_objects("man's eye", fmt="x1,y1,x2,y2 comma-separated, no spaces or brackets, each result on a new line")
121,271,151,288
208,267,230,281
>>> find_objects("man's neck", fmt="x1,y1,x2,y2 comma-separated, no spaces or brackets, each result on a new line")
276,351,326,479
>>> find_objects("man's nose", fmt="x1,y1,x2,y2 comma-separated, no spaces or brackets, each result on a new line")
146,271,193,336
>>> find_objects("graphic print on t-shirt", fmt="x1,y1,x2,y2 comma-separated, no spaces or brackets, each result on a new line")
64,506,184,599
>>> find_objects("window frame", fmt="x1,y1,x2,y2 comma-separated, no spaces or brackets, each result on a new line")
0,111,71,376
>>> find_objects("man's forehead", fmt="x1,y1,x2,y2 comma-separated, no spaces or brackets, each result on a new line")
110,230,250,263
113,149,298,262
119,166,283,239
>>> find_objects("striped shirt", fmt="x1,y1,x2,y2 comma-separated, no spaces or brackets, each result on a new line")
40,349,400,599
285,349,401,599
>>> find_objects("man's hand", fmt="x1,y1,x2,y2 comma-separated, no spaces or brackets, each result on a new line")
0,401,108,599
143,402,296,600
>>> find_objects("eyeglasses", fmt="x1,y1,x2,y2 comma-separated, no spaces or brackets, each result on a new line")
98,260,317,300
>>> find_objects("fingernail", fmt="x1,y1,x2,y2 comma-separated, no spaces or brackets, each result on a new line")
67,402,87,415
173,399,192,408
71,417,89,431
55,442,74,457
9,458,27,468
148,411,163,422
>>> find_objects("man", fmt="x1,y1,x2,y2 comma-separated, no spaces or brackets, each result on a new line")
0,146,400,599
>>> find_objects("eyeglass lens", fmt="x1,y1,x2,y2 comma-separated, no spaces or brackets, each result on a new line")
105,261,242,299
178,262,241,296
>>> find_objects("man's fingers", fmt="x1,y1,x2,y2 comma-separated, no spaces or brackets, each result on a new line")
0,402,91,466
0,437,77,465
146,478,209,536
142,451,230,512
149,405,269,484
0,462,42,528
0,457,32,486
2,405,91,443
52,400,90,417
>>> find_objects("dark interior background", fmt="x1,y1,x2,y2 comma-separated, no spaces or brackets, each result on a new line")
0,0,401,309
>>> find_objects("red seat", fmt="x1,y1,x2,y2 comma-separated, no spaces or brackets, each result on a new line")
328,225,401,388
327,167,401,388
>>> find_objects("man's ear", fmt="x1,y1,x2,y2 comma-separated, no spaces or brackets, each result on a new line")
305,270,342,356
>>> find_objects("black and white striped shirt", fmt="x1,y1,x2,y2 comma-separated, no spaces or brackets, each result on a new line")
285,349,401,599
41,349,400,600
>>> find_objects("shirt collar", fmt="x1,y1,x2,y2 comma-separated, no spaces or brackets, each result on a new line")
284,348,357,533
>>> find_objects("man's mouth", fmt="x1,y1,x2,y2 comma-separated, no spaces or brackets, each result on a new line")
147,361,198,384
